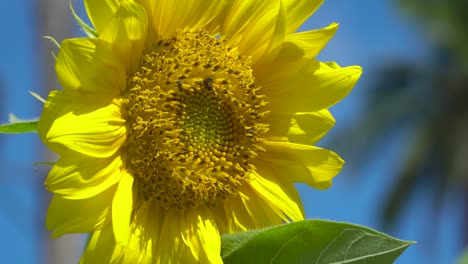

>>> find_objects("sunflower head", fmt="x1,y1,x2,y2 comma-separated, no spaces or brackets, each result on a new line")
39,0,362,263
123,28,269,210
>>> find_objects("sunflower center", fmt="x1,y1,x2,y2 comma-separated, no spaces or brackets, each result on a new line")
122,29,269,210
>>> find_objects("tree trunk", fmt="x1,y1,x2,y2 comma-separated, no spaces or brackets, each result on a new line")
37,0,83,263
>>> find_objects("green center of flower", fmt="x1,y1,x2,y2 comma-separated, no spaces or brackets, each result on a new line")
122,29,269,210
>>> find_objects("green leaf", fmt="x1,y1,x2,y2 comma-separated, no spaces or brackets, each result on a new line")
221,220,414,264
0,114,38,134
0,121,38,134
457,246,468,264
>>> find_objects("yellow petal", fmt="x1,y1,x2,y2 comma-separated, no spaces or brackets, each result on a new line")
219,1,271,43
81,205,163,264
266,62,363,112
250,171,304,222
80,225,123,264
252,0,288,69
255,45,314,87
210,203,230,234
266,110,335,145
220,0,324,61
39,90,126,158
323,61,341,69
267,0,287,54
46,185,116,238
205,0,238,33
128,204,163,263
282,22,338,59
239,0,286,63
46,151,122,199
284,0,324,33
254,159,304,217
156,208,222,263
84,0,119,34
112,172,134,246
155,209,186,263
260,141,345,189
239,187,284,229
148,0,225,39
100,1,148,74
183,207,223,264
182,1,226,33
263,112,291,141
55,38,126,95
288,110,336,145
218,0,284,63
223,194,255,233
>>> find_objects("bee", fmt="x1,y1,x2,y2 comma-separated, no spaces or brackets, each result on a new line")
203,77,214,91
176,80,184,92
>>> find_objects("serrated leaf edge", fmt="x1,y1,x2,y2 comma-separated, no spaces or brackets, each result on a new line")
221,228,265,259
316,228,415,264
221,220,415,263
326,243,414,264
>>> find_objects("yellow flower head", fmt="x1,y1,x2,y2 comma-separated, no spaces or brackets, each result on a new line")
39,0,362,263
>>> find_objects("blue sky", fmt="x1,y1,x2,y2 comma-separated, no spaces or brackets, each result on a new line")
0,1,461,263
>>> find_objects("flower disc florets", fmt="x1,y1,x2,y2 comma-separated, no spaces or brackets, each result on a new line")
122,29,269,210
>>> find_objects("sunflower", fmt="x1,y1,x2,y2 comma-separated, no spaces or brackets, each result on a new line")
39,0,361,263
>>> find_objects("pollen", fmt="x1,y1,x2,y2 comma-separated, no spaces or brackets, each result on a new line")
122,29,269,210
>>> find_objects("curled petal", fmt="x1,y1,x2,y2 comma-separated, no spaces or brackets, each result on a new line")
260,141,345,189
84,0,119,34
55,38,126,95
250,171,304,222
265,62,362,112
39,90,126,158
100,1,148,74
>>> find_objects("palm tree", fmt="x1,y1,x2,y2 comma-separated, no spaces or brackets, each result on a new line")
37,0,81,263
330,0,468,240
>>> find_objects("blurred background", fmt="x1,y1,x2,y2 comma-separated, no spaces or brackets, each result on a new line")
0,0,466,263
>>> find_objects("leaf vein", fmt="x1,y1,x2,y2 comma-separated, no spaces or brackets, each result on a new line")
269,228,310,264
